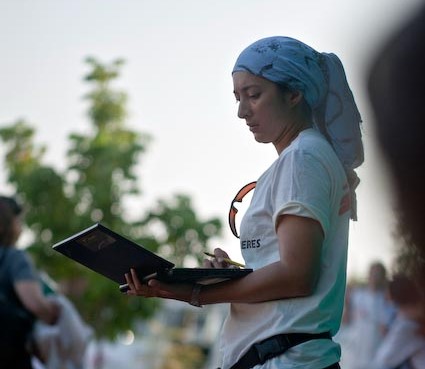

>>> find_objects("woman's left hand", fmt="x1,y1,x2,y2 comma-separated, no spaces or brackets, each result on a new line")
124,268,192,303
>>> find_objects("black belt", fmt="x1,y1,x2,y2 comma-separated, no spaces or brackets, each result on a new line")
230,332,331,369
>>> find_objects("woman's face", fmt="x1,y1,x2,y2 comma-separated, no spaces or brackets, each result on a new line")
233,71,298,150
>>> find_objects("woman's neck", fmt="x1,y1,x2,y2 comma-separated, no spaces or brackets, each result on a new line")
274,120,313,155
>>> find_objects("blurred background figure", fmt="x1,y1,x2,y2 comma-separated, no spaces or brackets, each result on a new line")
32,289,93,369
0,195,60,369
367,2,425,304
372,274,425,369
337,261,396,369
365,4,425,369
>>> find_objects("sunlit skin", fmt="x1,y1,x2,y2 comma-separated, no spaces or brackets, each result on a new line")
125,71,323,306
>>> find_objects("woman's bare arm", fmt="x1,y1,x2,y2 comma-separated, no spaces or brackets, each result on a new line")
126,214,324,305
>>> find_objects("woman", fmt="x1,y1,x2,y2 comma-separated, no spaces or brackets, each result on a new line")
0,195,60,369
126,36,363,369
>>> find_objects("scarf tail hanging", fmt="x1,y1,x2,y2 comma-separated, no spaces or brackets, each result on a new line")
314,52,364,221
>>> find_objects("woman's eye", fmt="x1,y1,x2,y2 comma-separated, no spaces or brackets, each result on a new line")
249,93,260,99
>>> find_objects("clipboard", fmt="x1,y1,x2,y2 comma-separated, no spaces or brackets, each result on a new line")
52,223,252,292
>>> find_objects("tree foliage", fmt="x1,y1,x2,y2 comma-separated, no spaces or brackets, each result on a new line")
140,195,221,267
0,57,222,339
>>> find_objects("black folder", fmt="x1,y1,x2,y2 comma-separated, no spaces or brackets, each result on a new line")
52,223,252,292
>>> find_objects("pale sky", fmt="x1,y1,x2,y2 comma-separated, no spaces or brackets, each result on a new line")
1,0,422,279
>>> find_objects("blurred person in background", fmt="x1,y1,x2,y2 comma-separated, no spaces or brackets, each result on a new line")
367,0,425,337
338,261,396,369
0,195,60,369
372,274,425,369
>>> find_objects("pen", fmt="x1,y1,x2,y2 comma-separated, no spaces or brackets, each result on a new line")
203,252,246,268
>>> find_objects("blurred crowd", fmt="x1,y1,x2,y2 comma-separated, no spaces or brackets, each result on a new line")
336,261,425,369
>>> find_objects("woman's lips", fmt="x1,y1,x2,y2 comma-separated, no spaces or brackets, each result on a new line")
248,124,259,133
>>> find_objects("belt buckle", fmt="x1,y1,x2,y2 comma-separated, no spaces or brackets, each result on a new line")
253,335,289,364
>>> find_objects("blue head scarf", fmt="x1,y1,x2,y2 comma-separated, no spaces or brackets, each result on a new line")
233,37,326,109
233,36,363,220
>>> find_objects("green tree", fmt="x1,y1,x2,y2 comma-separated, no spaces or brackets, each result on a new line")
0,57,222,339
140,195,221,267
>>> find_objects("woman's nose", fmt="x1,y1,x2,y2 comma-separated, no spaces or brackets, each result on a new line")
237,99,250,119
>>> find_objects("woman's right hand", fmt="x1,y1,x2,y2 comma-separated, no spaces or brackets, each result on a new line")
203,248,232,268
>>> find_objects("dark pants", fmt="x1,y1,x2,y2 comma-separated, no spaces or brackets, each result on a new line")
0,303,34,369
0,343,33,369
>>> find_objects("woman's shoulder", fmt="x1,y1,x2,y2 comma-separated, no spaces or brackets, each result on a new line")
1,246,27,260
0,247,37,285
1,247,34,272
295,128,334,151
280,128,339,164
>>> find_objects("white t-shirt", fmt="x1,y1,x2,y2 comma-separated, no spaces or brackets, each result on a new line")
220,129,351,369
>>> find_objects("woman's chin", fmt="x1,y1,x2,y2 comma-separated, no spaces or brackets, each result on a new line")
253,133,270,144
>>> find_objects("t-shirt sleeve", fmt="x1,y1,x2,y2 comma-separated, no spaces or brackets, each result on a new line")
8,249,38,282
271,149,332,236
